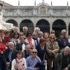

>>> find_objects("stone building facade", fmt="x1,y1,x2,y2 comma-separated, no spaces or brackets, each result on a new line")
0,1,70,36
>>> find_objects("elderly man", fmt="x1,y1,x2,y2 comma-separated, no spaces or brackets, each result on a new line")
24,44,31,58
57,29,69,50
4,42,16,70
56,46,70,70
34,27,40,34
26,49,42,70
22,26,28,37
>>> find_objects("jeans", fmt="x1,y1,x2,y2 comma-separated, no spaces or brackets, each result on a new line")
0,57,3,70
6,66,10,70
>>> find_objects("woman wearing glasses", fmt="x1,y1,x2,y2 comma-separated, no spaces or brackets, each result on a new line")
46,33,59,70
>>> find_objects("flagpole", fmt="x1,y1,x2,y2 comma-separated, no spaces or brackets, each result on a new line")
18,0,20,6
51,1,52,6
34,0,36,6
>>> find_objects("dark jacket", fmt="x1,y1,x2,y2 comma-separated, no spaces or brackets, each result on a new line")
4,49,16,63
34,62,45,70
36,44,46,61
16,42,27,51
56,51,70,70
24,50,31,58
57,38,69,50
16,43,23,51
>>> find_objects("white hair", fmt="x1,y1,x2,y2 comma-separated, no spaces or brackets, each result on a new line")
31,48,37,52
61,29,66,33
23,26,28,30
65,46,69,49
64,46,70,51
34,27,40,32
8,42,14,46
13,27,19,33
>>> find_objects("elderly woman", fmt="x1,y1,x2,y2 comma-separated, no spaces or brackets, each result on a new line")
46,33,59,70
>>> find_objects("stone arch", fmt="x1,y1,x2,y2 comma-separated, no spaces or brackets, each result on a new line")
52,19,66,37
36,19,50,33
6,19,18,26
20,19,34,33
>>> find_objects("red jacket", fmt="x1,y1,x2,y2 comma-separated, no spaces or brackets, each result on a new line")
0,42,6,52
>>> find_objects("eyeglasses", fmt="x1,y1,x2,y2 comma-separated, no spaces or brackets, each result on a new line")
32,35,36,36
32,52,37,53
51,38,55,39
49,37,55,39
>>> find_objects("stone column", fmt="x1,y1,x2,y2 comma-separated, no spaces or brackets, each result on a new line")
50,17,53,33
66,22,69,37
17,19,20,27
16,18,21,32
50,23,52,33
66,17,69,37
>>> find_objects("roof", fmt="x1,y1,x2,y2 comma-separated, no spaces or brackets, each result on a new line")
0,0,13,7
0,0,70,10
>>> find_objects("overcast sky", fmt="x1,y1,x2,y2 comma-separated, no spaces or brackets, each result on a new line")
1,0,70,6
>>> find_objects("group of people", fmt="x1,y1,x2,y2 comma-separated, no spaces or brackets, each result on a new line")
0,26,70,70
